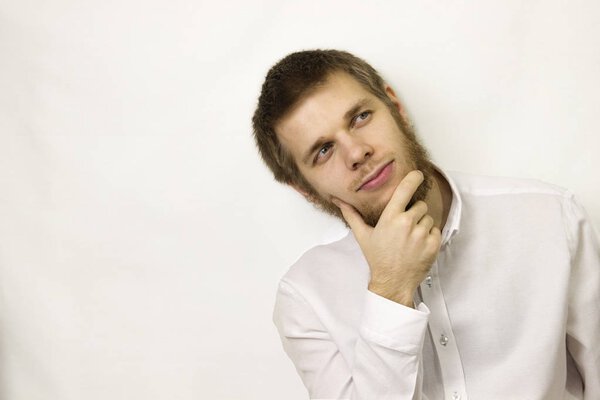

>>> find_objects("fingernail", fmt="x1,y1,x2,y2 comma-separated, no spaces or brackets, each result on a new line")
331,198,341,207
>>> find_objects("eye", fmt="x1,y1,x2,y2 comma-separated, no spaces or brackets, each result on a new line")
352,110,371,127
314,143,333,164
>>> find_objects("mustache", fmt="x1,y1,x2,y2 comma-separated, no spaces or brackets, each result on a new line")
347,157,391,192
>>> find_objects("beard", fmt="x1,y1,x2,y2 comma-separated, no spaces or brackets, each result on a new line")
304,106,435,228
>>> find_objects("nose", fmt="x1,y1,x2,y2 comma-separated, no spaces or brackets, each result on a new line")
341,135,373,170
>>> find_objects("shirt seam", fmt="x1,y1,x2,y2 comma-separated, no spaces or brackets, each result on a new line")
460,187,568,197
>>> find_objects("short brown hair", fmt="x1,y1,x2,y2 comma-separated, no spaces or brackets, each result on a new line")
252,49,395,192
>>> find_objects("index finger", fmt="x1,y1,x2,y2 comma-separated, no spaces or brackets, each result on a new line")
380,170,424,217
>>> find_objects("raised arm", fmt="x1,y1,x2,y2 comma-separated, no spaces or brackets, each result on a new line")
274,171,441,399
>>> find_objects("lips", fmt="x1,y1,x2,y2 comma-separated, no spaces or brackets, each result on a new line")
357,161,394,191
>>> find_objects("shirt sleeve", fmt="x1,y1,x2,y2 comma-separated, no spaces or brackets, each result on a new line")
562,193,600,399
273,279,430,400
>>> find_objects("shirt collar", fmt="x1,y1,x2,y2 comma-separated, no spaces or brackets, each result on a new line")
433,165,462,247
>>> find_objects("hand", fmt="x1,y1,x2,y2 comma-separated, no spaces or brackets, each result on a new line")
333,170,442,307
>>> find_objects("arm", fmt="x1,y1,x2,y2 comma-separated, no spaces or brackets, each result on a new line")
563,194,600,398
273,171,440,399
274,280,430,400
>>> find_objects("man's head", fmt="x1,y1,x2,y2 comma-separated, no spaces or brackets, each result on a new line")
252,49,434,226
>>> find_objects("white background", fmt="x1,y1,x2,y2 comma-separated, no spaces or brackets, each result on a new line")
1,1,599,399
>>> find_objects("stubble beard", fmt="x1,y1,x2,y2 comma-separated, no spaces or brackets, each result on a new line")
306,108,434,228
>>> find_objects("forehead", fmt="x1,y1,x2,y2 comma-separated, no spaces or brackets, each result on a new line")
275,72,374,159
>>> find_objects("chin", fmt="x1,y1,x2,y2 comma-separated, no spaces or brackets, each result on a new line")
359,175,432,227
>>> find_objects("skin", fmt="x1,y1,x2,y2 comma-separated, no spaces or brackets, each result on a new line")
275,72,452,307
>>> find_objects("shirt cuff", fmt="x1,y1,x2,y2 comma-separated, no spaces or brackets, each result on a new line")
359,290,430,353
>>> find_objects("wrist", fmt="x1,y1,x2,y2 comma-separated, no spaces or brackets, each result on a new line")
368,282,417,308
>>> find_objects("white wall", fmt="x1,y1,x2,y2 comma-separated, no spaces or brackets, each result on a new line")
0,1,598,399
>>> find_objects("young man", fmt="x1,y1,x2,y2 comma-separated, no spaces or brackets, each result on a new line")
252,50,600,399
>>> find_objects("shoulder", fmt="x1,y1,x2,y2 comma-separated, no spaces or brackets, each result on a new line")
278,231,368,294
447,170,571,200
283,231,363,279
445,170,585,245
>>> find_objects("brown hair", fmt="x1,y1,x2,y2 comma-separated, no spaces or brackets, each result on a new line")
252,49,397,192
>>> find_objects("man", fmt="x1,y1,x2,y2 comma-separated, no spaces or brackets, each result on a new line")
252,49,600,399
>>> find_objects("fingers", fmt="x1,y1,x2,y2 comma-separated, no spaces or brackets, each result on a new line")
409,205,437,238
406,200,428,223
427,226,442,250
332,198,371,242
432,226,442,241
417,214,434,232
381,170,424,218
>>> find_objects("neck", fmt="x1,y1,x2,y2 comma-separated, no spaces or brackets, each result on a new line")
426,168,452,231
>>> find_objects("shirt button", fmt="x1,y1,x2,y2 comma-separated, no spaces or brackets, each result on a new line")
439,333,449,346
452,392,461,400
425,275,432,288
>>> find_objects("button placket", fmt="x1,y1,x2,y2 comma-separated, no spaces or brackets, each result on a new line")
419,260,468,399
439,333,449,346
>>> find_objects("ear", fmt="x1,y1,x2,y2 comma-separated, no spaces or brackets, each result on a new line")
384,84,410,123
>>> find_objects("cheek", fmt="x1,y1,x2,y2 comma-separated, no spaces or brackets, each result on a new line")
314,178,346,200
303,166,347,197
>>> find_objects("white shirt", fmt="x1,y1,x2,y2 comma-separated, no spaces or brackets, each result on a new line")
273,171,600,400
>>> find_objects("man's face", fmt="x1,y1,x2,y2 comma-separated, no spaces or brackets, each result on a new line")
275,72,431,226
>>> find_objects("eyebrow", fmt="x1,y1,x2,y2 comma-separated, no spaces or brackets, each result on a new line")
301,98,374,165
301,136,329,165
344,98,372,121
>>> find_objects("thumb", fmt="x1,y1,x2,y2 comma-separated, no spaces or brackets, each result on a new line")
332,198,370,241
